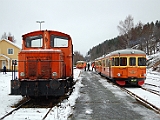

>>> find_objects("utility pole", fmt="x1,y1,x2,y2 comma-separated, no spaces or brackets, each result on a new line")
36,21,45,47
36,21,45,30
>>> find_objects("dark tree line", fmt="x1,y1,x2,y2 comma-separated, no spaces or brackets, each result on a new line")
73,51,85,65
87,15,160,61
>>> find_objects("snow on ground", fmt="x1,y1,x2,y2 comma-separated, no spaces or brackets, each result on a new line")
0,69,82,120
146,69,160,86
126,69,160,109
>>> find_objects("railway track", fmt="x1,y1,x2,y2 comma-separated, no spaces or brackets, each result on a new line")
94,72,160,114
0,97,68,120
0,97,31,120
142,83,160,96
42,107,53,120
0,93,72,119
121,87,160,114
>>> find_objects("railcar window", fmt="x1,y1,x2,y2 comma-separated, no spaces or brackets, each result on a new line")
105,60,107,67
129,57,136,66
98,61,101,66
115,57,119,66
105,59,108,67
50,35,68,47
26,35,43,47
138,57,146,66
120,57,127,66
102,60,105,67
112,58,114,66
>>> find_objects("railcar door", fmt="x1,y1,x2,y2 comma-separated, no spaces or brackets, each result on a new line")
128,57,138,76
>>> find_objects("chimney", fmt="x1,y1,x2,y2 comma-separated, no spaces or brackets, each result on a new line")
8,36,13,42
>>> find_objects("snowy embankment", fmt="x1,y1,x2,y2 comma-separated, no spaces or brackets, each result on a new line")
0,69,82,120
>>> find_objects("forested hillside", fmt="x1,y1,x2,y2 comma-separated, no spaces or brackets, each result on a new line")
87,16,160,61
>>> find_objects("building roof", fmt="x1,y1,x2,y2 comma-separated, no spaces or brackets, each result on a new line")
0,54,10,60
0,39,21,49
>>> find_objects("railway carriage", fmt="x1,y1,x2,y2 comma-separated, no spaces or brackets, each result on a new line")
95,57,103,74
95,49,146,86
11,30,73,97
76,61,86,69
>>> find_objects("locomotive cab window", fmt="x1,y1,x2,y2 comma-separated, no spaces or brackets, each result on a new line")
129,57,136,66
138,57,146,66
25,35,43,47
50,35,68,47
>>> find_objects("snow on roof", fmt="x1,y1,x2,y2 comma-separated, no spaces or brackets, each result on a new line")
22,49,62,52
0,54,10,60
110,48,146,55
0,39,21,49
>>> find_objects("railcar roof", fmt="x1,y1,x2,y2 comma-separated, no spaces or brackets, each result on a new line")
110,49,146,56
76,61,86,63
95,49,146,61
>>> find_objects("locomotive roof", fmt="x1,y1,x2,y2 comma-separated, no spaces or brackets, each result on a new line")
22,30,71,39
109,49,146,56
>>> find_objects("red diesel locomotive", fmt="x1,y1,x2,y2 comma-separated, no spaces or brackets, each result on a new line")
11,30,73,97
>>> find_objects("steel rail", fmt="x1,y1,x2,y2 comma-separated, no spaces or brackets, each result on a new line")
141,87,160,96
42,107,53,120
121,87,160,114
0,98,31,120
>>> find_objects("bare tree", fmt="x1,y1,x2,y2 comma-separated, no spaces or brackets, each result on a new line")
1,32,15,43
117,15,134,48
73,51,85,65
1,32,7,39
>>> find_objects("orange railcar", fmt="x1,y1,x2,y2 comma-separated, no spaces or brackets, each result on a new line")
95,49,146,86
11,30,73,97
76,61,86,69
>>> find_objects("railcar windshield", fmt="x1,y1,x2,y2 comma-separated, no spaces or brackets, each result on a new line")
129,57,136,66
114,57,127,66
25,35,43,47
138,57,146,66
120,57,127,66
50,35,68,47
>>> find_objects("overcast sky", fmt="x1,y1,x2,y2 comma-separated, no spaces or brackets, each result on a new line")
0,0,160,56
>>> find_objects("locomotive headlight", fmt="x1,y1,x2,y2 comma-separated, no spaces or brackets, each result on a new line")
117,73,121,76
20,72,25,76
52,72,57,77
